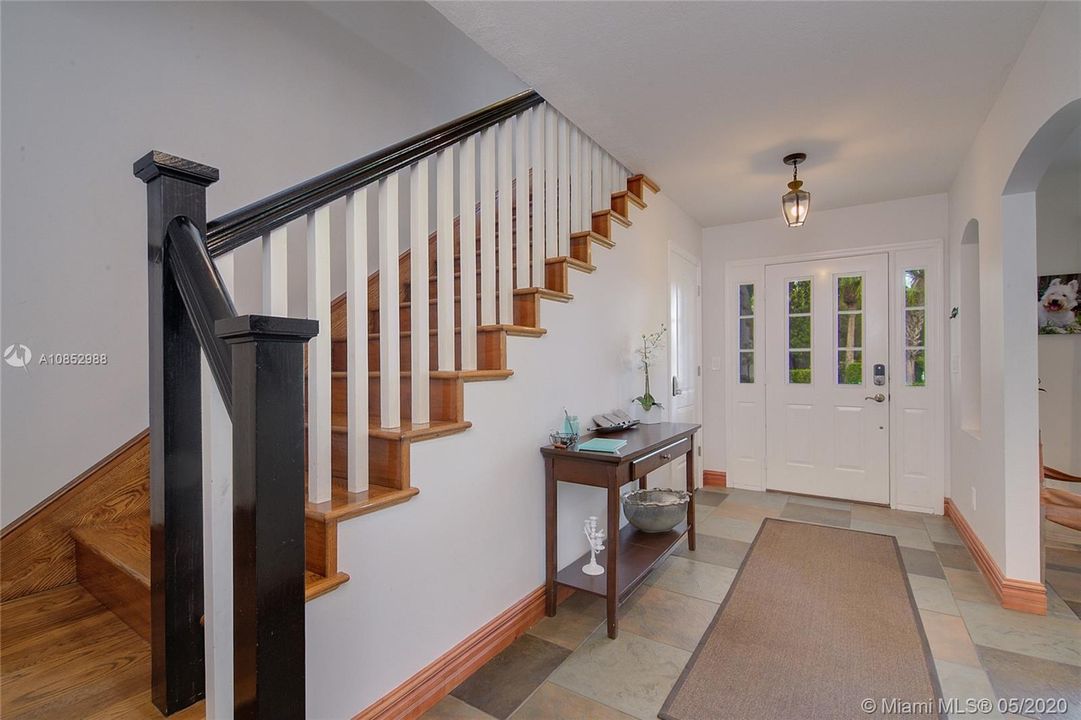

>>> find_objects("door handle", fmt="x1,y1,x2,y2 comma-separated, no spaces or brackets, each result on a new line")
672,376,682,396
864,393,886,403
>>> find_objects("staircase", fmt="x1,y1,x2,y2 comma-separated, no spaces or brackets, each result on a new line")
66,171,657,639
0,90,660,718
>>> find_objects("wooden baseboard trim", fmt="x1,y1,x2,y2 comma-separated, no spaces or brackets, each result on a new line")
943,498,1046,615
703,470,726,488
355,585,572,719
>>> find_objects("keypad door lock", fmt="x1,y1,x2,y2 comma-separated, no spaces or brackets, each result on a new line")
873,363,886,386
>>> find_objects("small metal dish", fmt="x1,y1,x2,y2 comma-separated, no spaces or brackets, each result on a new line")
622,488,691,533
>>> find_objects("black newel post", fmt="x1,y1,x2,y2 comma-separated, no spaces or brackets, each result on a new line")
135,151,219,715
217,314,317,720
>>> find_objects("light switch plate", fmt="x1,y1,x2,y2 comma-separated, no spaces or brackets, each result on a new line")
711,356,721,371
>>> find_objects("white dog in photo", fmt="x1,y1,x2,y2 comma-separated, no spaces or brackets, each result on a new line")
1038,278,1080,333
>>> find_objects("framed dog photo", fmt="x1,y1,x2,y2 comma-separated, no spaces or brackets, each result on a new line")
1037,273,1081,335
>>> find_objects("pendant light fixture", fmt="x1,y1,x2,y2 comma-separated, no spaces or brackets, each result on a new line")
781,152,810,227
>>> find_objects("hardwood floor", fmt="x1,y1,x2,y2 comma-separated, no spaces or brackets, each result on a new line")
0,584,204,719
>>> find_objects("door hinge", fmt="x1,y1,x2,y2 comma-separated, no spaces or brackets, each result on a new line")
697,446,702,457
697,285,701,297
697,365,701,377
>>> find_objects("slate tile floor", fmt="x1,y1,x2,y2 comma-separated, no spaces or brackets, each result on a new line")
425,488,1081,720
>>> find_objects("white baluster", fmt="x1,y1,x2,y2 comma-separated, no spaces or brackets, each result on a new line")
378,175,401,429
479,126,497,326
558,114,570,256
436,147,455,370
544,104,557,258
262,227,288,315
307,205,332,503
497,118,514,324
345,189,369,492
459,135,478,370
530,104,546,288
202,250,234,718
609,155,618,196
601,153,611,206
581,136,593,230
570,126,581,235
592,142,603,212
514,110,530,289
410,160,431,424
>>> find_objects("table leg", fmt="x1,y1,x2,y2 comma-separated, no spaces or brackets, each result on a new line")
545,457,557,617
606,482,620,639
686,446,696,552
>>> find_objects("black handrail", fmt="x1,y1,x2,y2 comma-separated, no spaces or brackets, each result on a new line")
166,216,236,413
206,89,543,257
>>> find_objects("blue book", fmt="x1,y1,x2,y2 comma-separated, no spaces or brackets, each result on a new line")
578,438,627,453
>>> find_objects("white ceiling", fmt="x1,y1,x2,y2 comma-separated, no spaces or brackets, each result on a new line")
433,1,1044,227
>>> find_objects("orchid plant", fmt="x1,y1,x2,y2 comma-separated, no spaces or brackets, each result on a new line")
632,324,667,412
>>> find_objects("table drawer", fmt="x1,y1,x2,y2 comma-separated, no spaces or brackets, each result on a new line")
631,437,692,478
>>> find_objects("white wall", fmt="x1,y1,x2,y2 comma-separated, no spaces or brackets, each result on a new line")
0,1,525,525
701,194,948,474
1036,154,1081,475
305,190,701,717
946,1,1081,582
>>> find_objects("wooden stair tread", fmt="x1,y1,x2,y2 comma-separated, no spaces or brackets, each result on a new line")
570,230,615,249
71,517,149,589
73,518,347,601
592,208,631,227
627,173,660,193
306,484,420,523
612,190,647,209
354,418,473,441
390,287,573,310
358,369,514,382
364,324,547,340
434,256,594,281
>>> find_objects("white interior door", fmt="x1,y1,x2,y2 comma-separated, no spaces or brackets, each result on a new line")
765,254,890,503
670,248,700,484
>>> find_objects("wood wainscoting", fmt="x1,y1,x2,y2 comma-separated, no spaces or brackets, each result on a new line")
355,585,573,720
943,498,1046,615
703,470,727,488
1,432,149,602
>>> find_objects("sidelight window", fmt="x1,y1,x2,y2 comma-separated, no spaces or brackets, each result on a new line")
904,269,927,386
738,283,754,383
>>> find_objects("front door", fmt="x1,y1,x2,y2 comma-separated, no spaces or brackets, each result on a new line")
669,248,700,485
765,254,890,503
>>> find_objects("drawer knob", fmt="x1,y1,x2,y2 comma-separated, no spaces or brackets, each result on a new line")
660,453,671,460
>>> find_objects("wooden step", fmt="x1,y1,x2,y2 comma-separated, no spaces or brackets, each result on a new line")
569,231,614,266
352,324,544,373
627,173,660,201
72,516,350,640
368,287,571,335
419,256,592,299
611,190,646,218
591,209,631,240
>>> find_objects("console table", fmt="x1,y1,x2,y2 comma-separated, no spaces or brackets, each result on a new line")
541,422,701,638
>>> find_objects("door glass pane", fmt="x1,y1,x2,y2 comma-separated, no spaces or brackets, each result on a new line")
906,350,926,386
837,314,862,349
739,351,754,383
837,350,863,384
739,284,754,316
905,310,925,347
739,318,754,350
837,276,862,311
788,316,810,349
904,269,925,307
788,280,811,313
904,268,927,386
789,351,811,383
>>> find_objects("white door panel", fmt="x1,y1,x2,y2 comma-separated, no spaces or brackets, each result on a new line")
765,254,890,503
670,249,700,486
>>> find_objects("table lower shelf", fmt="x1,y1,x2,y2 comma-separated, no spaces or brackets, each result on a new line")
555,521,688,605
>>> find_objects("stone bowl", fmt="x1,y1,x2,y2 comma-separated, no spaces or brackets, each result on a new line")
622,488,691,533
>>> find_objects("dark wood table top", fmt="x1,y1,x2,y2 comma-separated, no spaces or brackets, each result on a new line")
540,422,700,464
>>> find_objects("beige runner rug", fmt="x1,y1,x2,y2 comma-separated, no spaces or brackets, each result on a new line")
660,519,943,720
